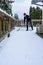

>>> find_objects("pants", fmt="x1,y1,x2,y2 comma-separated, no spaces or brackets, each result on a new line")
26,21,33,31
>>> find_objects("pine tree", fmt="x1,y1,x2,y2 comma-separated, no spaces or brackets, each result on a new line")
29,6,42,19
0,0,14,15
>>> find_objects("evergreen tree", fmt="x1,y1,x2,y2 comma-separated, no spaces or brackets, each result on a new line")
29,6,42,19
0,0,13,15
14,14,19,20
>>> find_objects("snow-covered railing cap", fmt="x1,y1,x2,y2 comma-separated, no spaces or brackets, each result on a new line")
0,8,16,21
31,0,42,4
31,0,43,6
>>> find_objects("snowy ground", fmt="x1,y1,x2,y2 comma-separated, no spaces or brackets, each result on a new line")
0,27,43,65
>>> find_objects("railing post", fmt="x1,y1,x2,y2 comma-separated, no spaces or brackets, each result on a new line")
7,18,11,37
42,2,43,25
0,17,2,37
8,18,11,32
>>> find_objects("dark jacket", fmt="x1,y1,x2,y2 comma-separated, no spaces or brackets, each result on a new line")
24,15,31,24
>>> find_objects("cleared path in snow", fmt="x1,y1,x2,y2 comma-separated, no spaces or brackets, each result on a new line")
0,27,43,65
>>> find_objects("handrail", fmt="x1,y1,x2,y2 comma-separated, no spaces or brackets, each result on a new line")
0,8,17,21
32,19,42,22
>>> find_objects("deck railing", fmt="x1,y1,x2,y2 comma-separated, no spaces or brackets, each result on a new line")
20,19,42,27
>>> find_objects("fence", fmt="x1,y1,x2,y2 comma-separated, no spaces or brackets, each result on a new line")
20,19,42,27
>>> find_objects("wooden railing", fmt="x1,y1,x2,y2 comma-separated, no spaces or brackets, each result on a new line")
20,19,42,27
32,19,42,22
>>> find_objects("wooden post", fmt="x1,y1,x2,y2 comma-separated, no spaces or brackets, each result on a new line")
42,2,43,25
7,18,11,37
3,17,6,34
0,17,2,37
8,18,11,32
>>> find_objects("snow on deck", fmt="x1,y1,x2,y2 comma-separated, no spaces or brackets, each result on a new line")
0,27,43,65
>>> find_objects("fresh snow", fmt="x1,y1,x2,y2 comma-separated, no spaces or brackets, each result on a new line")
0,27,43,65
0,8,15,20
